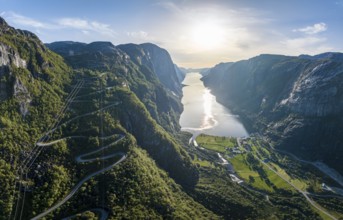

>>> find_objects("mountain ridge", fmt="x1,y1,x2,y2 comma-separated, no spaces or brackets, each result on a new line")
203,52,343,173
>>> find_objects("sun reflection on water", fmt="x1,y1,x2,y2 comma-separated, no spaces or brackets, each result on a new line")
201,89,218,129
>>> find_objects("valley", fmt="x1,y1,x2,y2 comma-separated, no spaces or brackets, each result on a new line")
191,134,343,219
180,70,343,219
1,11,343,220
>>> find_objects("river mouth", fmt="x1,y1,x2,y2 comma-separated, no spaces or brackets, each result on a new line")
179,72,248,138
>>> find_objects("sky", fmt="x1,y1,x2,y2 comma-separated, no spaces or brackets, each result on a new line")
1,0,343,68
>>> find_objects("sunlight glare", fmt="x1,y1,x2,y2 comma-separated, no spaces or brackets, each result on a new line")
201,89,217,129
191,21,225,50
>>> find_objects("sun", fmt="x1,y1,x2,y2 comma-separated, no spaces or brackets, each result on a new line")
191,21,225,50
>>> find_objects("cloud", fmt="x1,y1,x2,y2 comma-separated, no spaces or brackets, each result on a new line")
57,18,116,37
281,36,332,54
155,1,183,14
283,36,326,47
1,11,117,38
126,31,149,39
1,11,55,29
293,22,327,35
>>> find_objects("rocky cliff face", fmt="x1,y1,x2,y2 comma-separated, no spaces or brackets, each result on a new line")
0,42,28,103
203,53,343,172
280,54,343,117
118,43,182,96
0,17,70,117
0,41,32,116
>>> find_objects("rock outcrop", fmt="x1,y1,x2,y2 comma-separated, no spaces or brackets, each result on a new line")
0,21,30,115
0,42,27,102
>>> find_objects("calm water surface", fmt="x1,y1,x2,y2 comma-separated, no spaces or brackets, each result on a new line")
179,72,248,138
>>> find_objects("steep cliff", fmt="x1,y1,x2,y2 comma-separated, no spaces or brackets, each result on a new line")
174,64,186,84
203,53,343,172
118,43,182,96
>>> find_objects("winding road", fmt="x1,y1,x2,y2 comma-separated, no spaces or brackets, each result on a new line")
26,76,127,220
61,208,109,220
75,135,125,163
238,139,338,220
258,157,337,220
11,79,85,220
31,150,126,220
275,149,343,188
43,101,121,137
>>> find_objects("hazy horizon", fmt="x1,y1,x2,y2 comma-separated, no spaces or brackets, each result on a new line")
1,0,343,68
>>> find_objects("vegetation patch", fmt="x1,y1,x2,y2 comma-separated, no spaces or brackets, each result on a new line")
196,134,236,153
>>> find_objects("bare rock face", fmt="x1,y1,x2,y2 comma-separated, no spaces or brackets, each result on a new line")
1,15,72,120
0,42,31,115
0,43,27,69
13,77,31,116
0,17,49,117
279,59,343,117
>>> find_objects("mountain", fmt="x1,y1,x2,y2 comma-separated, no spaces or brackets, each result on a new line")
0,17,215,219
46,41,124,70
117,43,182,96
203,53,343,173
47,40,294,219
47,39,201,183
1,16,330,219
47,41,182,134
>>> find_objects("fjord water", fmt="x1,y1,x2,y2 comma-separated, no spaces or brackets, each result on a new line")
180,72,248,137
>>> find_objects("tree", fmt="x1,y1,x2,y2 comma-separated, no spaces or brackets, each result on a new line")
249,175,255,183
